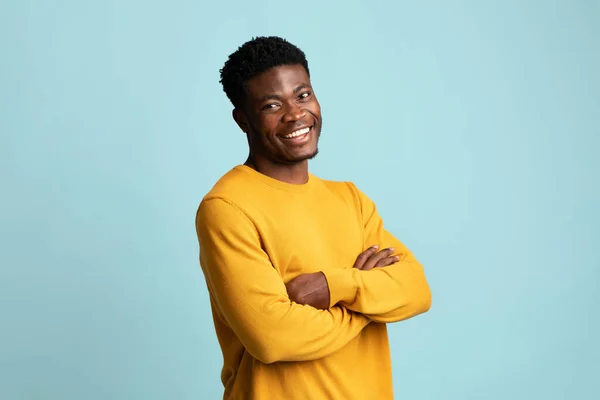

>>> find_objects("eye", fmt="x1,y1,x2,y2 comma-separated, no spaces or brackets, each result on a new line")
261,103,280,111
299,91,312,100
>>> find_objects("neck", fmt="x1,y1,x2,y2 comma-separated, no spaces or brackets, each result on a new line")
244,155,309,185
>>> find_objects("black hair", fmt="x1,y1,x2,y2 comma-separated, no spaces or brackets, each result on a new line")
219,36,310,109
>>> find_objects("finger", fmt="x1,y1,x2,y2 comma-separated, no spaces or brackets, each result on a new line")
353,246,378,269
353,245,379,269
374,255,400,269
363,248,395,271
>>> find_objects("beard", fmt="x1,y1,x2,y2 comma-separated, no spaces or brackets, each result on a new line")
247,118,323,165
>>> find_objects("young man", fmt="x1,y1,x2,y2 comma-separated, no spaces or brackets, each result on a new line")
195,36,431,399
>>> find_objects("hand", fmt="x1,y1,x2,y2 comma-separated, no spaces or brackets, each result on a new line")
285,246,398,309
285,272,330,310
353,245,399,271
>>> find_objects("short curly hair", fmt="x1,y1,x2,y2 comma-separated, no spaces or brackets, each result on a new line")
219,36,310,109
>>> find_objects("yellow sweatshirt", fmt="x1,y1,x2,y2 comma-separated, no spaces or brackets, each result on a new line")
195,165,431,400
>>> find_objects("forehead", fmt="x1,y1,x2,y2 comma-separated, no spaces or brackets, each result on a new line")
246,64,310,98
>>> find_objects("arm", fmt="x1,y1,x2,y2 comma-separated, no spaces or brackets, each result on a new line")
322,184,432,323
196,197,371,364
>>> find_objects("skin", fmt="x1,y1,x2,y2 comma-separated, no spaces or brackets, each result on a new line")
232,64,399,309
233,64,321,184
286,246,400,309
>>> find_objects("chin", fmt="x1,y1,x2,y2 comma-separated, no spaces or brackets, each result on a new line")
288,148,319,163
306,148,319,160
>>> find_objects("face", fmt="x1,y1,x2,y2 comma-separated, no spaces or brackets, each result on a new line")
234,64,322,165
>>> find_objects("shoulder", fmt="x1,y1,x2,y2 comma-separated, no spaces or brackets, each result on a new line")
314,175,375,212
195,166,254,225
202,166,250,202
316,175,354,195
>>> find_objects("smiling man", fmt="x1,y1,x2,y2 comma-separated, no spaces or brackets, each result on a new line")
195,36,431,400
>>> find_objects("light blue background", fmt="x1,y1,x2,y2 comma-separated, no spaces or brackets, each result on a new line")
1,1,598,399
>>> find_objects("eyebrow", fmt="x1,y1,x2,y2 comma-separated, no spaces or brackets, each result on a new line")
293,83,311,94
258,83,312,103
259,94,282,103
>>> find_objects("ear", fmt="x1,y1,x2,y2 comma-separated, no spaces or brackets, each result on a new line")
232,108,249,134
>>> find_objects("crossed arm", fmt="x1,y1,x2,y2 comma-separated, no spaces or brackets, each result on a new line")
196,197,371,365
196,189,431,364
287,184,432,323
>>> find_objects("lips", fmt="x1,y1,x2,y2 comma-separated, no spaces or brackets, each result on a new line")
281,126,312,140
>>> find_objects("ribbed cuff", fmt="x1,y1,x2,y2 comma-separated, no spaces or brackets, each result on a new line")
322,268,359,308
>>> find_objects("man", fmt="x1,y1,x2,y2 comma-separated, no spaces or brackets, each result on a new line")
195,36,431,399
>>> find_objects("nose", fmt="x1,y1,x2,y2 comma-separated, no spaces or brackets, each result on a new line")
281,103,306,123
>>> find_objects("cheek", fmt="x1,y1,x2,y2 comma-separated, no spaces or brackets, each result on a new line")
309,101,322,120
251,118,281,146
261,116,282,137
250,116,275,135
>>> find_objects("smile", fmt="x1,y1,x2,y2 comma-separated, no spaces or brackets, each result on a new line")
282,126,311,140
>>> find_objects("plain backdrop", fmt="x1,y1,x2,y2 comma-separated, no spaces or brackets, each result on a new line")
1,1,599,399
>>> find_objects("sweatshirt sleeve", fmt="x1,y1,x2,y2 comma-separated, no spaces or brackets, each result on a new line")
322,184,432,323
196,197,371,364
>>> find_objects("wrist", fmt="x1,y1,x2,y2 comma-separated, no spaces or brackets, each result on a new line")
321,268,359,308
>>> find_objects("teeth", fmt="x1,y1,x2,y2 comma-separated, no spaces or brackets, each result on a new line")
284,127,310,139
